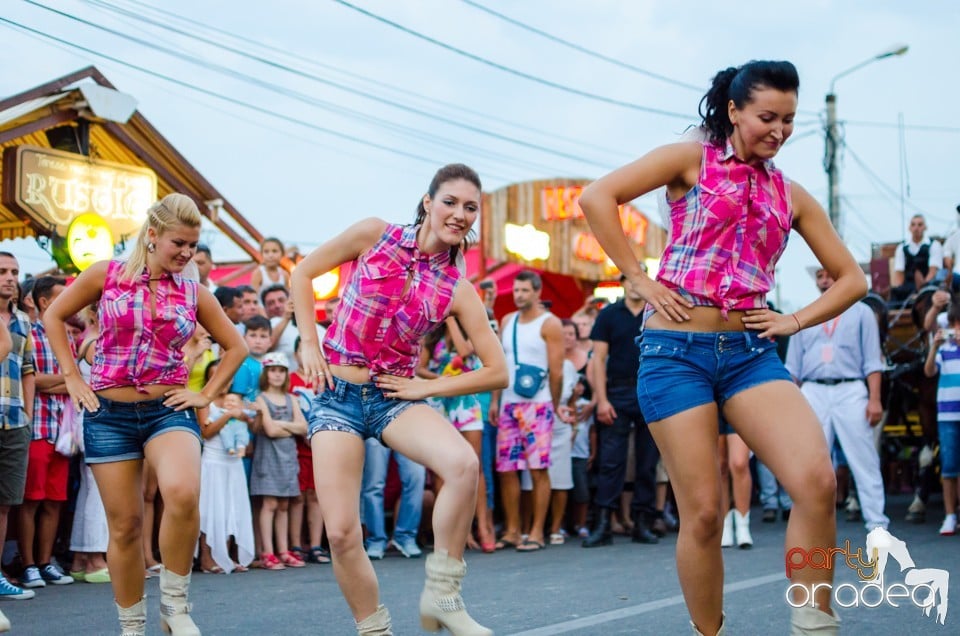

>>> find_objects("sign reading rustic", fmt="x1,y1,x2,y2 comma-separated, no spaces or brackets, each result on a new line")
2,145,157,240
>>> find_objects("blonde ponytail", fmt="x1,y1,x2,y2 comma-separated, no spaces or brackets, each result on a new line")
121,193,203,281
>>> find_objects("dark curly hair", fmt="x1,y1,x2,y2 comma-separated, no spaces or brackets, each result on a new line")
699,61,799,146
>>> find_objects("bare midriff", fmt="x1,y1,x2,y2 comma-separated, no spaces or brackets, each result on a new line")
96,384,184,402
328,363,375,384
645,306,755,333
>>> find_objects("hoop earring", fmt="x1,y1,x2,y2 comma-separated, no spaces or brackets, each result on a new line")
147,242,156,253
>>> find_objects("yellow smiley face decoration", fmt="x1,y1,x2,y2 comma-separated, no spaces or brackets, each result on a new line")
66,212,114,271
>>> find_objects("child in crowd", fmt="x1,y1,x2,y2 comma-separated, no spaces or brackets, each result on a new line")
232,315,273,402
569,376,594,538
251,352,307,570
217,393,251,457
924,301,960,536
288,337,329,564
231,315,272,561
250,237,290,292
198,360,255,573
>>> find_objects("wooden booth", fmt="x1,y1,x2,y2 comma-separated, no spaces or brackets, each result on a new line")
472,178,666,318
0,67,269,270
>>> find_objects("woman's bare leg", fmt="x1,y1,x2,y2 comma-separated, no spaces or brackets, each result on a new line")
311,431,374,620
384,405,478,560
141,459,160,571
647,403,724,635
91,460,146,607
726,434,752,515
144,432,201,576
723,381,837,614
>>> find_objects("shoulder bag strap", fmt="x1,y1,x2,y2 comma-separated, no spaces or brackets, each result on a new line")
512,314,520,369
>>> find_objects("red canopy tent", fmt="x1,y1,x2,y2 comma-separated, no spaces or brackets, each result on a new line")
463,246,589,319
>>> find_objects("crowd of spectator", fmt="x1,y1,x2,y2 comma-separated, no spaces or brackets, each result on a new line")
4,211,960,631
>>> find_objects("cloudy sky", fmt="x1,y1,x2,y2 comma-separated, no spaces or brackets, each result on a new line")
2,0,958,310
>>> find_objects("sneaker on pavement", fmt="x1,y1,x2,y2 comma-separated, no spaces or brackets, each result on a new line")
389,538,422,558
940,514,957,536
0,575,35,600
20,567,45,589
366,543,386,560
906,495,926,523
38,563,73,585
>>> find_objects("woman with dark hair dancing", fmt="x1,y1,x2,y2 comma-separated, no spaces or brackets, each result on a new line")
291,164,508,636
580,61,865,635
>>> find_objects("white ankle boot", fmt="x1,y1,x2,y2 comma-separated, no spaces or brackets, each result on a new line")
734,510,753,548
720,510,734,548
117,597,146,636
0,608,10,633
690,612,725,635
420,550,492,636
159,568,200,635
790,607,840,635
356,605,393,635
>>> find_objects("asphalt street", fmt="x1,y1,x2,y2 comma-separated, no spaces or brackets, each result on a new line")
6,495,957,635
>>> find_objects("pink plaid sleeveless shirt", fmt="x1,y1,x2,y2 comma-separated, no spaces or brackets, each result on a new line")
323,224,461,378
657,140,793,317
91,260,198,392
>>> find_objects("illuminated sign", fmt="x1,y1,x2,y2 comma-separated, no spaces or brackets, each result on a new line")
505,223,550,261
312,266,340,301
66,212,114,271
542,185,585,221
2,145,157,240
592,283,624,304
542,186,649,267
573,232,605,264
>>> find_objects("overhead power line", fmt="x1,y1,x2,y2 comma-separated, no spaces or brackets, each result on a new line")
30,0,612,172
330,0,693,120
844,119,960,134
458,0,705,92
91,0,631,162
0,16,445,167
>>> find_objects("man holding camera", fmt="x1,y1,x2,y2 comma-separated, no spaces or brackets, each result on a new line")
490,271,564,552
785,268,888,531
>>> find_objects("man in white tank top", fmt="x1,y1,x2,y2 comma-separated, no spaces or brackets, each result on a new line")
489,271,564,551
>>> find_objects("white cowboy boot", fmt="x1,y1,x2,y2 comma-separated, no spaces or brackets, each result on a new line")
356,605,393,635
117,597,146,636
420,550,492,635
734,510,753,548
790,607,840,635
720,510,735,548
690,613,725,635
159,568,201,635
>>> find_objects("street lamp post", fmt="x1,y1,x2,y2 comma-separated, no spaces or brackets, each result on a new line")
825,44,909,235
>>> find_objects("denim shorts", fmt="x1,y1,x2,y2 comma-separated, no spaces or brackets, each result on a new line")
939,420,960,478
84,397,201,464
636,329,792,424
308,376,423,444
